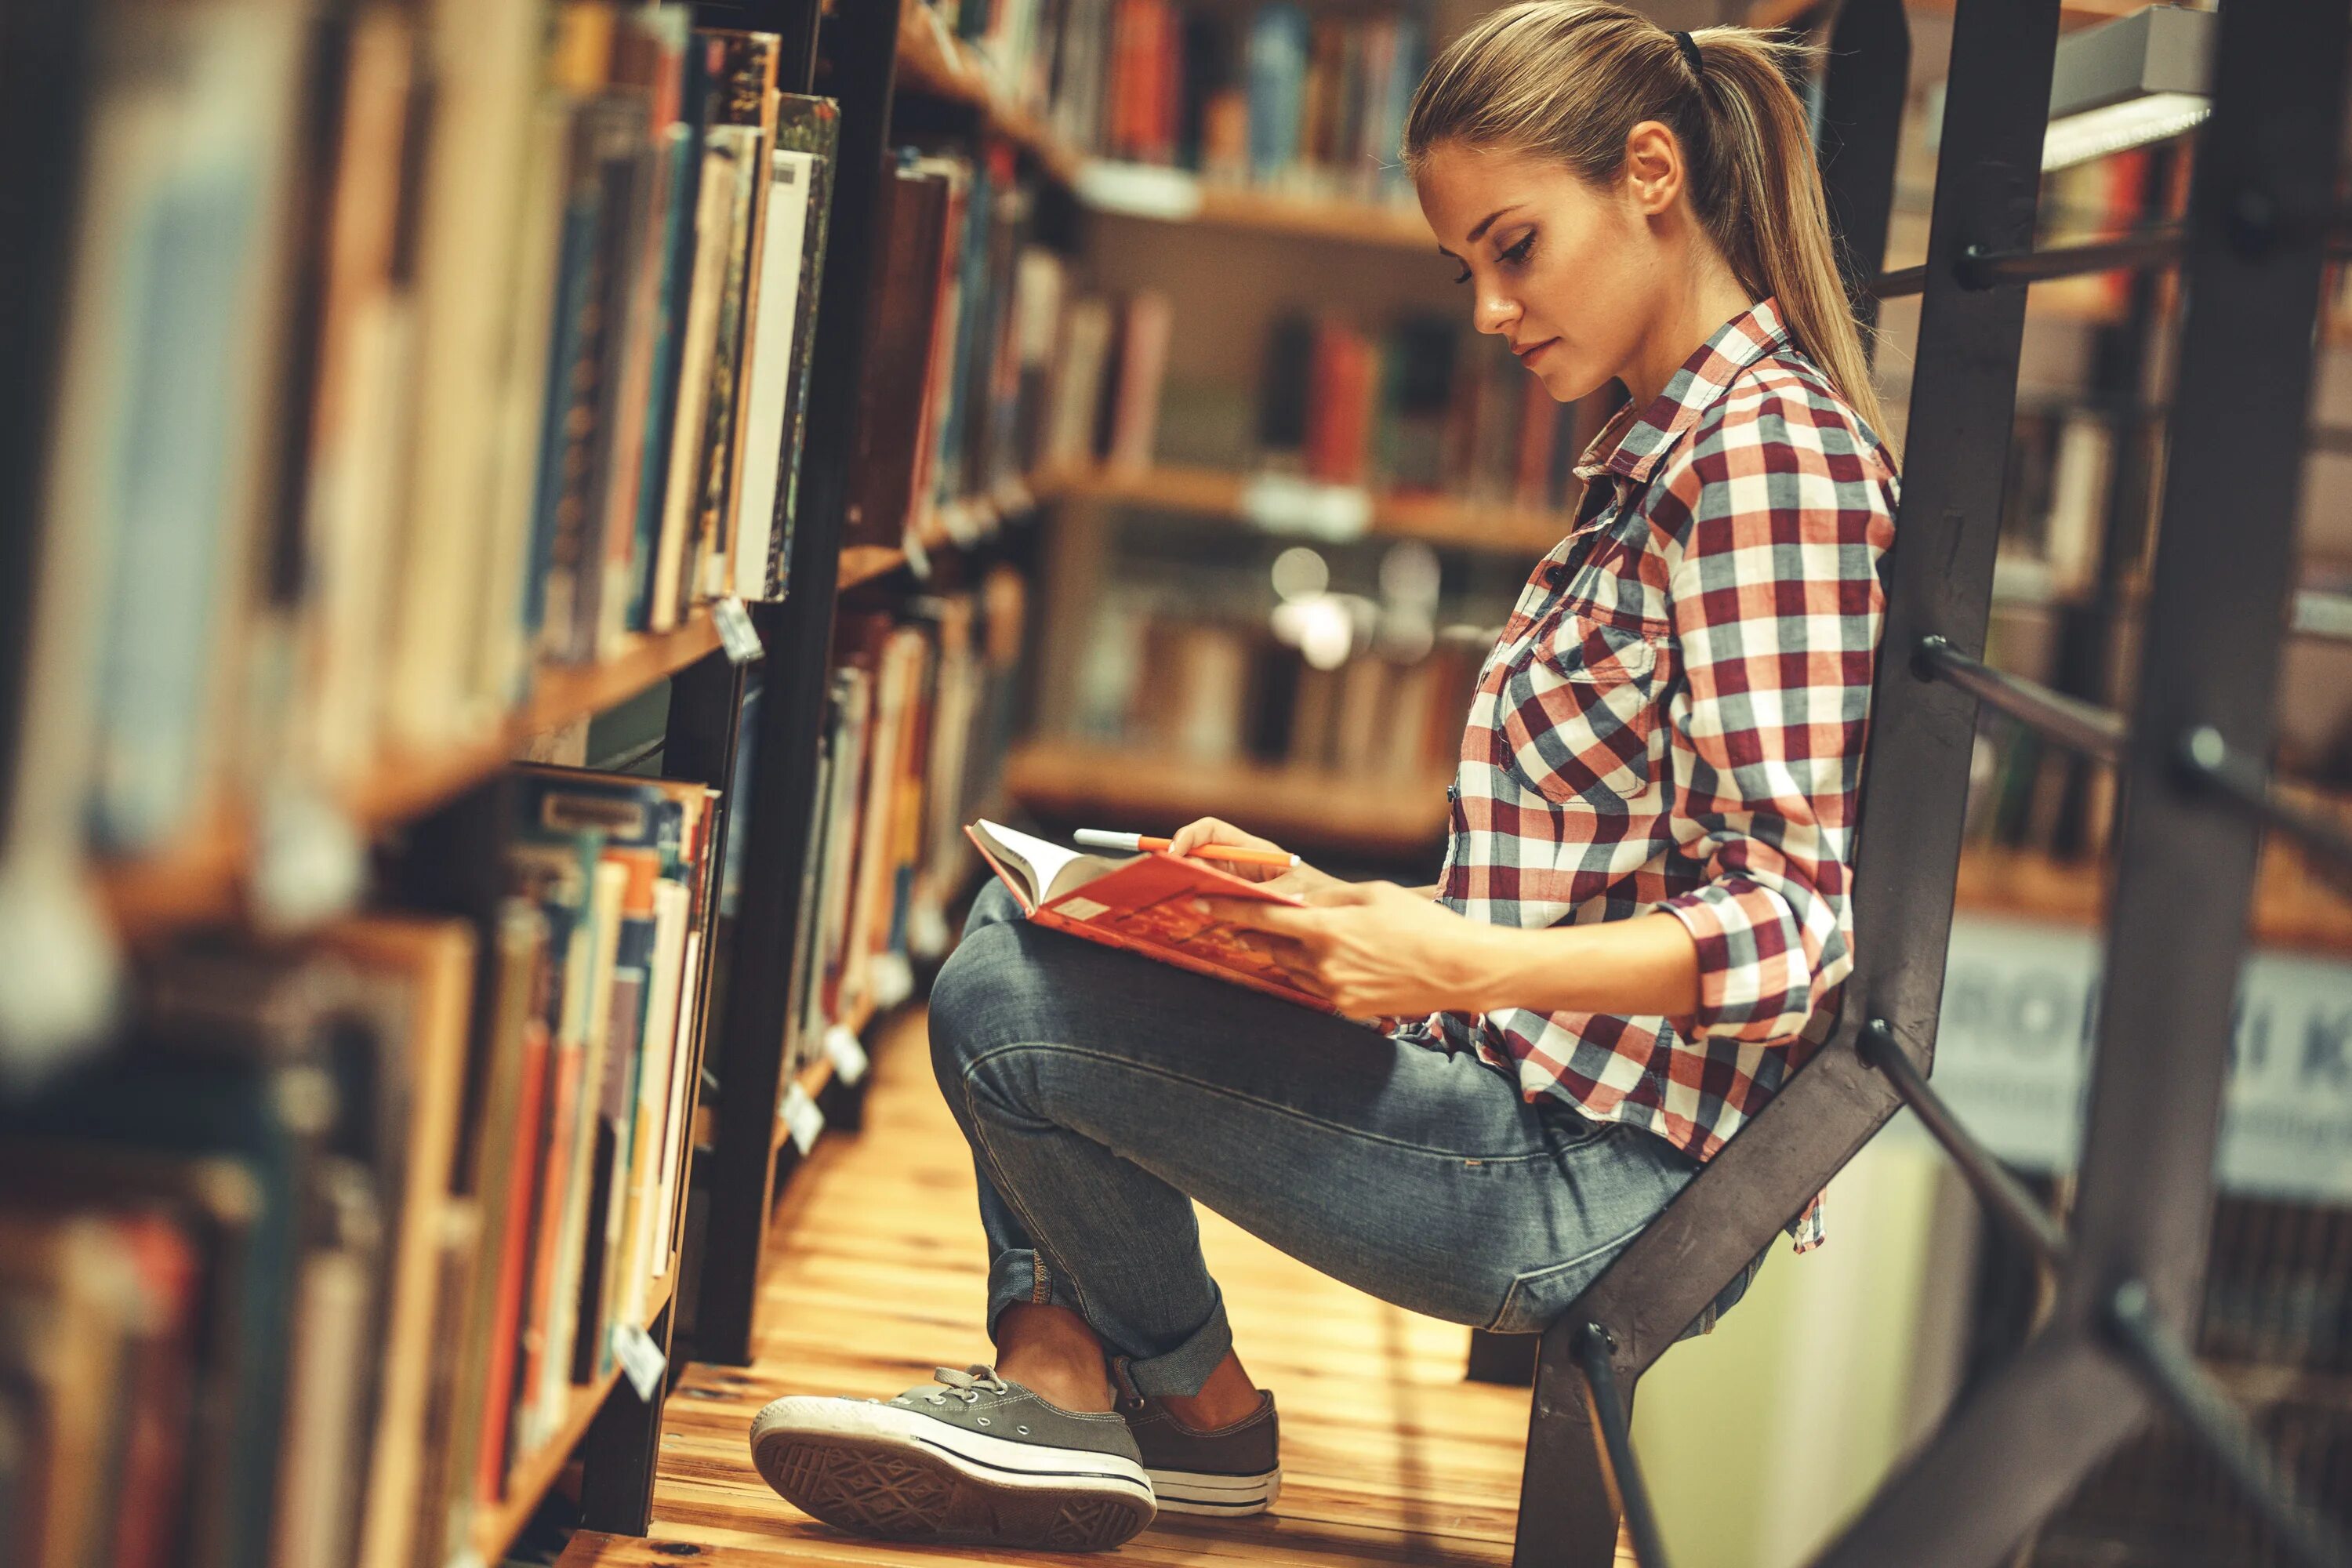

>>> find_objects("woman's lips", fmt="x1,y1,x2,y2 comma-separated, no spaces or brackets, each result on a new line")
1515,337,1558,365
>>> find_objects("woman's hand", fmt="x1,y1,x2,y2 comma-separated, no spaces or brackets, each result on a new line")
1166,816,1318,886
1195,880,1494,1018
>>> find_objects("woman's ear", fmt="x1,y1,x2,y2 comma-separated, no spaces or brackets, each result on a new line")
1622,120,1683,216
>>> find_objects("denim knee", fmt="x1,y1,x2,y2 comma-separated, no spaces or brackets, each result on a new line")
928,921,1041,1102
962,878,1024,939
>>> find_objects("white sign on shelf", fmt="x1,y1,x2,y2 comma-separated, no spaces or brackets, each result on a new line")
713,596,765,664
1074,159,1206,221
780,1080,826,1156
611,1319,667,1403
1896,913,2352,1203
825,1024,870,1087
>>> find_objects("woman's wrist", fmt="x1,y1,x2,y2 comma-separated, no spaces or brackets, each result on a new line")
1450,914,1703,1020
1450,923,1565,1016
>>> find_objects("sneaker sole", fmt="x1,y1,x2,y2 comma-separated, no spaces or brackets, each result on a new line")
1145,1464,1282,1515
750,1397,1156,1551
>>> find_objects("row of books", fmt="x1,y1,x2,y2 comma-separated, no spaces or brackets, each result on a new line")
1033,292,1611,517
783,568,1031,1077
1034,2,1425,204
13,1,837,867
849,144,1071,550
1071,608,1471,787
1256,313,1611,507
0,761,723,1568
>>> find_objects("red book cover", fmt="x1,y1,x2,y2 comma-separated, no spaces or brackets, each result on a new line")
965,821,1334,1011
475,1014,550,1504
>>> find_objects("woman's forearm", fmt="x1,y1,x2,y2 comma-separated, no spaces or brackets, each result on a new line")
1457,913,1702,1020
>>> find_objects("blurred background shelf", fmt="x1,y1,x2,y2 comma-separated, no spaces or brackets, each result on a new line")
1004,738,1450,858
894,1,1081,184
99,610,724,937
1045,461,1570,557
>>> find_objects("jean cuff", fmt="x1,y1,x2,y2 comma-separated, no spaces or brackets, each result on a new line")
986,1247,1087,1344
1107,1286,1233,1400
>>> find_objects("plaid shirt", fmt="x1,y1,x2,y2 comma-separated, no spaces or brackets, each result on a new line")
1408,299,1897,1252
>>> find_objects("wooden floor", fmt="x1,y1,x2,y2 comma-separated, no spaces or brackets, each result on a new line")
560,1008,1629,1567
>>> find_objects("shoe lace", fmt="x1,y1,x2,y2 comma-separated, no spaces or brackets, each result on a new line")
920,1363,1010,1406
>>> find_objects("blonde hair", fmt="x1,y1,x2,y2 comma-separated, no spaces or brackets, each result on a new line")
1403,2,1893,456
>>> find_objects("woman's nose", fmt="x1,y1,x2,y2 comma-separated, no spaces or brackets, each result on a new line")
1472,290,1517,336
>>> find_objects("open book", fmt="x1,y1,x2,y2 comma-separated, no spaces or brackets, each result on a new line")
964,820,1331,1010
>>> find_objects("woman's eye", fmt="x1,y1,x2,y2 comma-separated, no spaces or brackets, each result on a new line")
1499,232,1535,268
1452,264,1472,285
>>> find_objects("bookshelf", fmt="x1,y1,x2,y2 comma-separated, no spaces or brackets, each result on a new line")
467,1270,680,1568
2,0,1058,1559
100,612,726,937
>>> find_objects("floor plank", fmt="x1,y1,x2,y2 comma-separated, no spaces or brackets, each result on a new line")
561,1008,1634,1566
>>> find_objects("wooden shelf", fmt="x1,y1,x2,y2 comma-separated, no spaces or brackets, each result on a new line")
100,610,724,937
895,4,1081,186
468,1272,678,1567
1041,462,1571,558
1004,739,1450,858
1079,161,1435,252
1955,842,2352,956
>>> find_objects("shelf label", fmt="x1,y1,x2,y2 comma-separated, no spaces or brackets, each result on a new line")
780,1080,825,1156
1239,473,1371,541
824,1024,869,1087
713,596,765,664
612,1319,667,1403
1075,159,1205,221
252,789,365,932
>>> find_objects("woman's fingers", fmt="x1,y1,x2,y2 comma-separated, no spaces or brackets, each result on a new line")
1169,816,1291,883
1195,896,1319,940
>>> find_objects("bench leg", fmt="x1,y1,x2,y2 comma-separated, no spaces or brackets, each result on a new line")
1513,1315,1629,1568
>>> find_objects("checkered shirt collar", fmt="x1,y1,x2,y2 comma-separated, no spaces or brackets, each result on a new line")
1573,296,1793,487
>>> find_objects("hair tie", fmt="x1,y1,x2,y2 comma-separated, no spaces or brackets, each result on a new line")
1673,29,1704,78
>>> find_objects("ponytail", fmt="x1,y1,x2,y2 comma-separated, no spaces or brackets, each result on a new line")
1403,3,1894,458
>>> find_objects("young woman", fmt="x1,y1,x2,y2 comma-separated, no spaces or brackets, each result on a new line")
749,2,1900,1550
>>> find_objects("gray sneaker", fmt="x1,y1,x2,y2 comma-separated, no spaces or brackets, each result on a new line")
1120,1389,1281,1515
750,1365,1156,1551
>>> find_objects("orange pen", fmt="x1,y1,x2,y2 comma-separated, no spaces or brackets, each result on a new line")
1073,829,1300,869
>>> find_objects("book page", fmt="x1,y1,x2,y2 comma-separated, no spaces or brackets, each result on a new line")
970,820,1115,906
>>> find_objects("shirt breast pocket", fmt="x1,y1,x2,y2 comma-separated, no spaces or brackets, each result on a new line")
1493,608,1666,808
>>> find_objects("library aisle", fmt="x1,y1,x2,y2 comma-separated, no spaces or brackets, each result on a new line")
559,1007,1626,1568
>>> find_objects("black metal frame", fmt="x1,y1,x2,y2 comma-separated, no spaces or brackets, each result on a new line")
0,2,95,836
688,0,902,1366
1512,2,2352,1565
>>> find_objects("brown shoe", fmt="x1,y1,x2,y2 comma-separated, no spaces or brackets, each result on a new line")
1120,1390,1280,1516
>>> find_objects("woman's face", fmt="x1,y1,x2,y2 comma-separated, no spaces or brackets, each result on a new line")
1414,140,1658,405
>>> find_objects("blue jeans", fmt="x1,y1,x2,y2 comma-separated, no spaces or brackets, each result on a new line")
928,881,1764,1399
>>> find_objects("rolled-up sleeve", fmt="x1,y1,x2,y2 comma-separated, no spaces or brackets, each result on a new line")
1653,390,1893,1045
